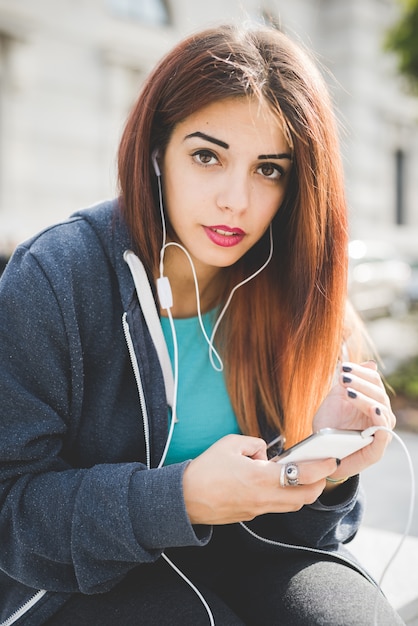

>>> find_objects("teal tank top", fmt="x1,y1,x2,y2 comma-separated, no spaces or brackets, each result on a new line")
160,310,241,465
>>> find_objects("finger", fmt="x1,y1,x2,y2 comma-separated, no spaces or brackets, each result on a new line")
272,458,337,487
342,384,389,423
341,376,388,407
340,365,389,405
216,434,268,460
240,436,269,460
372,404,396,431
341,375,395,427
341,361,384,389
361,359,378,371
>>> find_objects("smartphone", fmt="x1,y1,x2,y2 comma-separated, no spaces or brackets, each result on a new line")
270,428,374,464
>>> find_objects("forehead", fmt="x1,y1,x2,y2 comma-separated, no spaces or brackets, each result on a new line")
168,96,289,151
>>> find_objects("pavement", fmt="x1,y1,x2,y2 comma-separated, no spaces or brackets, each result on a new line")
348,313,418,624
349,429,418,624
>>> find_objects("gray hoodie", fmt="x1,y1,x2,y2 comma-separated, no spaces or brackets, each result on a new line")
0,200,369,625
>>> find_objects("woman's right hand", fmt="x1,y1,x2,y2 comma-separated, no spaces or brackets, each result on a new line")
182,434,338,525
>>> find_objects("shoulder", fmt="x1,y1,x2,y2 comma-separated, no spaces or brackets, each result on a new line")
1,200,130,311
1,198,141,320
10,199,127,280
27,199,122,258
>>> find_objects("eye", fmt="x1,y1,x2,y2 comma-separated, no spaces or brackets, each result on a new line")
192,149,219,166
257,162,284,180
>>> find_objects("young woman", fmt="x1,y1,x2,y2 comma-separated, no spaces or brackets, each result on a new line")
0,24,403,625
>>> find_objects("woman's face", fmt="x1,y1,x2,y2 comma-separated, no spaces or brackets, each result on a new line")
161,96,292,275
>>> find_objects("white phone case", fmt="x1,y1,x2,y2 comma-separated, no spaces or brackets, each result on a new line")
271,428,374,464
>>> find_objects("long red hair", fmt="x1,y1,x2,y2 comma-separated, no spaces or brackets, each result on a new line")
118,25,351,447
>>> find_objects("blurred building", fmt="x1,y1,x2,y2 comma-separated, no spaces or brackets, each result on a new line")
0,0,417,254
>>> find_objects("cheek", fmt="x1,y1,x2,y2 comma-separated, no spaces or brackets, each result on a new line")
164,167,200,208
163,179,201,240
162,172,184,220
255,190,283,226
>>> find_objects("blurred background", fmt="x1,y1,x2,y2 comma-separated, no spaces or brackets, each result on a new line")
0,3,417,435
0,1,418,618
2,0,417,411
0,0,418,412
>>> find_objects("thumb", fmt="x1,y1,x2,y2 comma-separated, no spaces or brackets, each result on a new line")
361,359,378,371
239,436,268,461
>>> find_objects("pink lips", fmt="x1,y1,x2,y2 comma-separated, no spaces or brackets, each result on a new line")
204,225,245,248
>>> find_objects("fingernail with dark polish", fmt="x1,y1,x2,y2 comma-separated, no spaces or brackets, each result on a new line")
375,407,381,415
342,365,352,373
336,458,341,466
343,375,352,384
347,389,357,399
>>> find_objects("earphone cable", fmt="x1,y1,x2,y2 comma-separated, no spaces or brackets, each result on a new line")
368,427,415,626
208,224,273,370
155,163,274,372
157,306,179,468
157,174,167,278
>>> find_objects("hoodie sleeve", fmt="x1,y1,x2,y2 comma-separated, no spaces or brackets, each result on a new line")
283,475,363,548
243,475,363,552
0,229,210,596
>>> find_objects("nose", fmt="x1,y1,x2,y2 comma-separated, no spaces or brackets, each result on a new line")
216,168,250,214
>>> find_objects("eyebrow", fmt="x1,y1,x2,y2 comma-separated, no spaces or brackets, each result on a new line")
184,132,292,160
185,132,229,150
258,153,292,161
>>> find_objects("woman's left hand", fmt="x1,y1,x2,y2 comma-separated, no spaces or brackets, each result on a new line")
313,360,396,482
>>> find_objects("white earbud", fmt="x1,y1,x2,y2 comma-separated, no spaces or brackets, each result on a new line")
152,149,161,177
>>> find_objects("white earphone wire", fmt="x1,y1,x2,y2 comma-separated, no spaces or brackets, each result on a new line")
208,225,273,370
157,169,274,372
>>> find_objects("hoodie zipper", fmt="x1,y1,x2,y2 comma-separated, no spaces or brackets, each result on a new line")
0,590,47,626
240,522,378,587
122,312,151,469
1,316,150,626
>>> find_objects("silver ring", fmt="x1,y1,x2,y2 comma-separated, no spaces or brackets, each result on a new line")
280,462,300,487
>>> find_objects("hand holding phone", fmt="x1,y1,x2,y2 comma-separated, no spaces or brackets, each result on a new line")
269,428,374,464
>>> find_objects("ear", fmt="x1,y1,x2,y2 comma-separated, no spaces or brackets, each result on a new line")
151,149,161,177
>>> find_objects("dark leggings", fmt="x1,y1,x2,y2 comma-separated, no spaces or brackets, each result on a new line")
43,525,404,626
